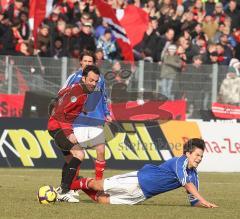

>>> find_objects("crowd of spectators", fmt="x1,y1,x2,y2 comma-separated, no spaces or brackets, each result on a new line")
1,0,240,64
1,0,240,111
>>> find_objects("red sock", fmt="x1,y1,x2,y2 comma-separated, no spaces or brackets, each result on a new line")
70,177,93,190
82,189,98,201
73,165,81,182
95,160,106,180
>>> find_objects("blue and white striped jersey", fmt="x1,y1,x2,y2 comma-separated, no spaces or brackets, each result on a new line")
137,155,199,206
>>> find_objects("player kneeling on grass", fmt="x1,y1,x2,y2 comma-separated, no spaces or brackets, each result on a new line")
70,138,218,208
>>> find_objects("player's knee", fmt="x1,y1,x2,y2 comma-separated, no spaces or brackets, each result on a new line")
96,144,105,161
71,149,85,161
97,195,110,204
64,154,73,163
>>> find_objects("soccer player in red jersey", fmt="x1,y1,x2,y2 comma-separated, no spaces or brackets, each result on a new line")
48,65,100,202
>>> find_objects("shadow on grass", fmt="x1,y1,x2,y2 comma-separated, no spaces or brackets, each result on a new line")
80,200,97,204
137,203,188,207
80,199,188,207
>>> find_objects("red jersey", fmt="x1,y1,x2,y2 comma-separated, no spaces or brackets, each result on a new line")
48,82,89,136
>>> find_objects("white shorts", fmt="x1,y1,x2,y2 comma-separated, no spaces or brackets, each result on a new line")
103,171,146,205
73,126,105,148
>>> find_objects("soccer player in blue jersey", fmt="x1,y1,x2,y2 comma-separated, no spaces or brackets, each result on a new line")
70,138,218,208
61,50,111,180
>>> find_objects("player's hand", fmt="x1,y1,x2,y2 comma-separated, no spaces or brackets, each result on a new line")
200,200,218,208
67,133,78,144
105,115,112,123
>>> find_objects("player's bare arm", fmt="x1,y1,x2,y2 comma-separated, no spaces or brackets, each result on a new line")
184,182,218,208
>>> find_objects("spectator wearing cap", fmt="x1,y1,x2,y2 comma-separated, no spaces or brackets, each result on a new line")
160,44,182,100
229,58,240,76
78,22,96,53
96,28,117,61
218,66,240,105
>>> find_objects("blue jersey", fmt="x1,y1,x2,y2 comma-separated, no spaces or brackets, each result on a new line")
62,69,110,127
137,155,199,206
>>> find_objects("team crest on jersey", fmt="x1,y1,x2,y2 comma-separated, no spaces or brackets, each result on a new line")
71,96,77,103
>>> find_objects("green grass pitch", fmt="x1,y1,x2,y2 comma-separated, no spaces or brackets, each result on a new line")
0,169,240,219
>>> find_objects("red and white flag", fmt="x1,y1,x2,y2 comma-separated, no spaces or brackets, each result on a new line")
29,0,54,42
93,0,134,62
119,5,149,47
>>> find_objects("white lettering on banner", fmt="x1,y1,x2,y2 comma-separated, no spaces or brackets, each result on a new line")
0,130,20,158
197,121,240,172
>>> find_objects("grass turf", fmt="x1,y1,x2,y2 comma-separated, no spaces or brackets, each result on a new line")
0,169,240,219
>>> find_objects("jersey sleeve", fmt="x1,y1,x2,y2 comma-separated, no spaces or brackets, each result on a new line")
102,79,111,116
175,156,191,186
187,170,200,206
60,70,82,91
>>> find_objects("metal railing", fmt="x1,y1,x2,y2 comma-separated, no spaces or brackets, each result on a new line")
0,55,230,119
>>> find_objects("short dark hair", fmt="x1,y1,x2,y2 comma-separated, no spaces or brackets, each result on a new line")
82,65,100,77
183,138,205,154
80,50,96,63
